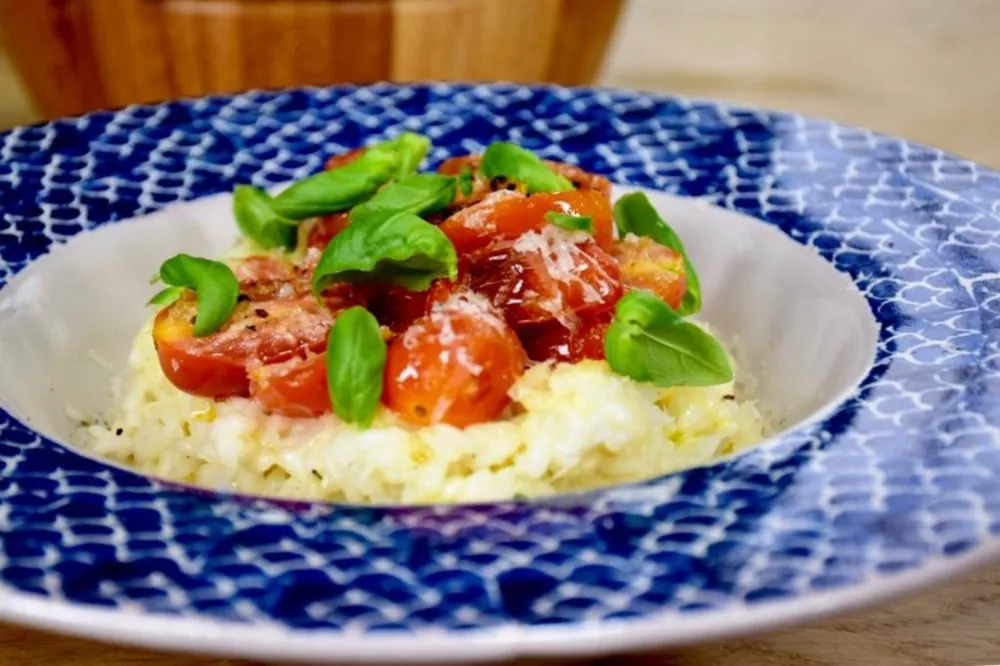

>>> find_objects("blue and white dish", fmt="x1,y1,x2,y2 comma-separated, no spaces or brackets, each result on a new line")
1,83,999,662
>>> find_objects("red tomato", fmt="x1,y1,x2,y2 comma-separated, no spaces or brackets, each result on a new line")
367,285,431,334
229,256,295,282
425,258,472,311
325,147,366,170
153,305,251,399
438,189,615,254
383,295,527,427
232,265,368,316
437,155,497,209
546,161,612,198
613,236,688,310
438,155,478,176
249,353,330,418
306,212,350,250
154,293,336,399
468,231,622,327
520,311,614,364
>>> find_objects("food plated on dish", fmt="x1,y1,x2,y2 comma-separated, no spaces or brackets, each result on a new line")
5,83,998,664
80,136,763,503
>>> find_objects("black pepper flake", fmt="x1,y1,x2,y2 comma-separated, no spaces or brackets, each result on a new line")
115,428,123,436
723,394,736,401
255,308,269,318
237,294,250,303
245,324,257,332
189,316,196,326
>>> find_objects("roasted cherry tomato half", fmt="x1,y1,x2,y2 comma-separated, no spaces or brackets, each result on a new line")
468,231,622,328
367,285,431,334
383,294,527,427
438,189,615,255
520,311,614,364
228,255,295,282
152,253,368,401
306,212,350,250
612,235,688,311
153,293,336,399
249,353,330,418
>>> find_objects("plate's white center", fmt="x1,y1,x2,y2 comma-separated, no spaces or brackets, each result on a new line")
0,188,878,449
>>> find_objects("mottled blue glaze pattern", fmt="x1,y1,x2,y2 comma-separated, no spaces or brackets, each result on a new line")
2,84,1000,633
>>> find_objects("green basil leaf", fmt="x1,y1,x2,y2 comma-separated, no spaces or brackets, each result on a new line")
271,147,399,220
157,254,240,337
148,286,184,308
480,141,573,193
349,174,456,223
384,132,431,179
457,166,475,196
312,210,458,293
613,192,702,315
605,291,733,387
326,306,386,428
545,211,594,234
233,185,299,250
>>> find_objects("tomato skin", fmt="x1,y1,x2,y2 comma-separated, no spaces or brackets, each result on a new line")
468,232,622,327
438,190,615,255
368,285,431,334
230,256,295,282
383,295,527,427
438,155,478,176
424,259,471,311
325,148,366,170
437,190,524,254
307,212,350,249
154,308,251,398
535,190,614,250
520,311,613,364
249,354,330,418
546,161,612,198
613,236,688,310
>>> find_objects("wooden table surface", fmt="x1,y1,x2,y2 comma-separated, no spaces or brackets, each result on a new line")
1,562,998,665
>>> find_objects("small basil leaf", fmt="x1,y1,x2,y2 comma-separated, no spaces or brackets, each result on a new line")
605,291,733,387
349,174,457,223
233,185,299,250
327,306,386,428
457,166,475,196
271,148,399,220
157,254,240,337
148,286,184,308
384,132,431,179
613,192,702,315
312,210,458,294
545,211,594,234
480,141,573,193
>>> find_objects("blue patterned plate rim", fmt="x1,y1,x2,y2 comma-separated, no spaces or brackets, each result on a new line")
2,82,1000,661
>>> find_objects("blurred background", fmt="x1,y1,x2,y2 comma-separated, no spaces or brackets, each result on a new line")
0,0,997,166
